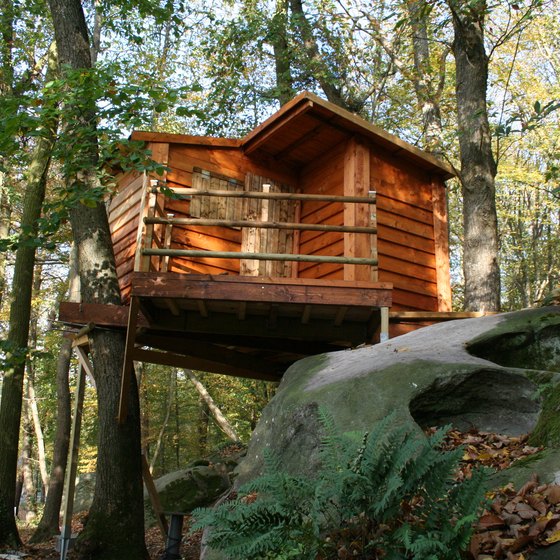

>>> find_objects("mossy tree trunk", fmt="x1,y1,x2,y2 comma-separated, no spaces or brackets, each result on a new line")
46,0,147,557
0,45,57,547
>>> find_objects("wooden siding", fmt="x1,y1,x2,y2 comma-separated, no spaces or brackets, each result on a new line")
298,142,345,280
108,171,144,301
372,152,439,311
163,144,297,276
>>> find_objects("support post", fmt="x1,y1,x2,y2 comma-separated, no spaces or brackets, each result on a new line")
380,307,389,343
141,452,168,539
118,296,140,424
59,363,86,560
344,137,371,281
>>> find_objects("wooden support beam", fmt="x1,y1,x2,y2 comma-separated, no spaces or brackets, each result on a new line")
237,301,247,320
389,311,496,321
380,307,390,342
59,301,149,329
301,305,312,324
131,348,281,382
75,346,96,389
142,453,168,539
132,273,392,308
334,306,348,326
197,300,209,318
118,296,140,424
164,298,180,316
59,364,86,560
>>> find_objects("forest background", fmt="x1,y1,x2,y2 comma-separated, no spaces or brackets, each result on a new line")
0,0,559,553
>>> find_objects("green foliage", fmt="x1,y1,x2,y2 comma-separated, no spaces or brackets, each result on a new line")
191,411,488,560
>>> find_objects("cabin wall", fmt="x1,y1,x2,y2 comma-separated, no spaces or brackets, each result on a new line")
163,142,298,276
371,149,443,312
108,170,144,302
297,142,345,280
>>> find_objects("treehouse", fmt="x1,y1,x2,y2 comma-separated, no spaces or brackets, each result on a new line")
60,91,455,405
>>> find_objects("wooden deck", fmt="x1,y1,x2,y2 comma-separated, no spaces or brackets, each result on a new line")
60,273,393,382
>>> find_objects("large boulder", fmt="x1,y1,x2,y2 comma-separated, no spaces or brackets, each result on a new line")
236,307,560,486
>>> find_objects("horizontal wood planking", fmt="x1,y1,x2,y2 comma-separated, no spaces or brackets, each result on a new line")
391,289,438,311
131,272,392,307
108,173,143,211
378,270,438,298
109,172,144,296
169,144,298,185
377,239,436,269
297,143,345,280
376,193,433,225
371,150,441,313
168,256,239,275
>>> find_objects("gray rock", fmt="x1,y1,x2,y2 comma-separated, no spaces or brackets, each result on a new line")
72,472,96,513
237,307,560,485
145,465,231,526
203,307,560,559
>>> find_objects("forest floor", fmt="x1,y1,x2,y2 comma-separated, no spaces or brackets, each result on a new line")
14,518,202,559
5,428,560,560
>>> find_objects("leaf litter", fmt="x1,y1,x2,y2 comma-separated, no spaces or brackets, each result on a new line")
427,426,559,559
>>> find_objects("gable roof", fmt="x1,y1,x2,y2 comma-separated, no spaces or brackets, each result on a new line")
241,92,454,179
131,91,454,180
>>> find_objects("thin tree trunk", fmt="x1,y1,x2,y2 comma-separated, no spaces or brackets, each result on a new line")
406,0,445,153
184,370,240,443
447,0,500,312
31,246,77,543
0,44,57,546
0,186,11,310
26,263,49,497
47,1,147,556
271,0,295,105
21,400,36,522
149,369,175,473
198,398,210,457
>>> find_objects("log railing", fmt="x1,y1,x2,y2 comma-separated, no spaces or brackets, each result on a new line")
136,182,378,273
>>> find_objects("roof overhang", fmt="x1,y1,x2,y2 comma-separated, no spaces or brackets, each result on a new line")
241,92,455,179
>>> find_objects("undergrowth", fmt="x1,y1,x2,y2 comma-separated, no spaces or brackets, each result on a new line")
191,410,488,560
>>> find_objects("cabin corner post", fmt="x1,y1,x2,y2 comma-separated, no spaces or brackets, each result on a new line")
431,177,452,312
343,137,372,282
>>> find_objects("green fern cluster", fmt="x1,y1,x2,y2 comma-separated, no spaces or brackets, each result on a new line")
191,410,488,560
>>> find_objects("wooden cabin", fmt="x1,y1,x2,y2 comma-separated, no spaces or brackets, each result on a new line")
60,91,454,406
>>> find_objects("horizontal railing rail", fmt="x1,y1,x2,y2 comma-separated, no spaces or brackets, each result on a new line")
144,216,377,234
142,248,378,266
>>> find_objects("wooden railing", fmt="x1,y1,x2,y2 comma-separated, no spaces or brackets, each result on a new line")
135,182,378,274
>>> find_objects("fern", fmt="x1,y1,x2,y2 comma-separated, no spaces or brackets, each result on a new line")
191,409,488,560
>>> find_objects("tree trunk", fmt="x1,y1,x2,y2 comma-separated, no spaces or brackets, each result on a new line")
406,0,445,153
46,0,147,557
271,0,295,105
448,0,500,312
198,397,210,457
149,369,175,473
29,337,72,542
0,45,57,547
184,370,240,443
31,244,77,543
20,404,36,522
